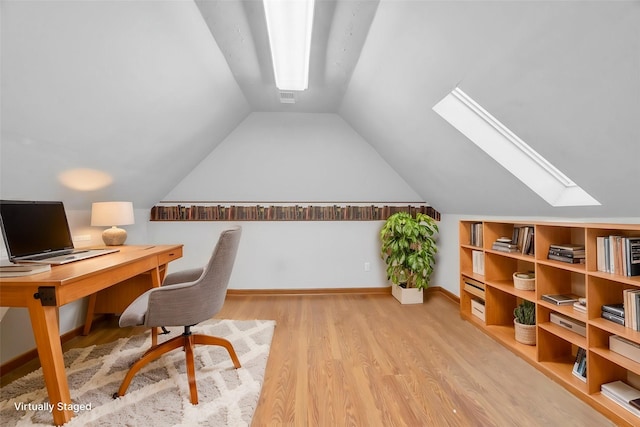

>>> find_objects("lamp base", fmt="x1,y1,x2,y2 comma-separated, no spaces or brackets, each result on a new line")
102,226,127,246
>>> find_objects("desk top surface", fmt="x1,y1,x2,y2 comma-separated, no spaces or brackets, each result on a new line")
0,244,183,285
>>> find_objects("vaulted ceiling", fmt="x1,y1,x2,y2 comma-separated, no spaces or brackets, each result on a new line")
1,0,639,217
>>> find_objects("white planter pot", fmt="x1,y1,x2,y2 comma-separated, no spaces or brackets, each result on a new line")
391,284,424,304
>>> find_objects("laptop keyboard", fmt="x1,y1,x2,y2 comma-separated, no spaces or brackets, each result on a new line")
25,250,88,261
27,252,71,260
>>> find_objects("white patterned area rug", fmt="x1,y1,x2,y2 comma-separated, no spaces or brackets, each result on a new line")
0,319,275,426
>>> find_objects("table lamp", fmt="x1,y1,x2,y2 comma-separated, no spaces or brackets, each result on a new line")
91,201,134,246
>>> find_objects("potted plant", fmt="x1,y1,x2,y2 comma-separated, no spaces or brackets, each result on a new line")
514,299,536,345
380,211,438,304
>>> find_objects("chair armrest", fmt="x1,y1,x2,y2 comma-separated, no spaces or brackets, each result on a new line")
162,268,204,287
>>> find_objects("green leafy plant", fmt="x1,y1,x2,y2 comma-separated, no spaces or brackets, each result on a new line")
380,212,438,290
514,300,536,325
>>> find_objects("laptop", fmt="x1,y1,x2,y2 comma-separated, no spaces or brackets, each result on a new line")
0,200,119,265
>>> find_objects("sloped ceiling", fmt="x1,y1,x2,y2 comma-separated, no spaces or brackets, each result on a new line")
1,0,639,217
0,0,250,209
340,0,640,217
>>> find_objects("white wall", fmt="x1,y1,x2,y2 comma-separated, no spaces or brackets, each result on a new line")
149,221,389,289
156,112,427,290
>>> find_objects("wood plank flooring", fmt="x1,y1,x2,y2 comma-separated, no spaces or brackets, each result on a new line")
2,292,617,426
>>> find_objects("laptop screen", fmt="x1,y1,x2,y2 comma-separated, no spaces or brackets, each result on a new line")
0,200,74,260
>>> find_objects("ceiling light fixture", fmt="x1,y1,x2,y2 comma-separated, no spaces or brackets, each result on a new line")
263,0,315,91
433,87,600,207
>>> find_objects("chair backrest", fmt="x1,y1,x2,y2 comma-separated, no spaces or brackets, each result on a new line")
197,226,242,317
145,227,242,327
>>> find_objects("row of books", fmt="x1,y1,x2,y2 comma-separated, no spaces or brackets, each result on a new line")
596,236,640,277
469,222,483,247
601,381,640,418
602,303,625,326
472,250,485,276
512,225,535,256
150,204,440,222
624,289,640,331
572,347,587,382
547,243,585,264
491,237,520,253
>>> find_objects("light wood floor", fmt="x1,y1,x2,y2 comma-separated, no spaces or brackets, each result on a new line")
2,292,616,426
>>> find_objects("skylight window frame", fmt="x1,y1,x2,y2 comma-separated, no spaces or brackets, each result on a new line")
433,87,600,207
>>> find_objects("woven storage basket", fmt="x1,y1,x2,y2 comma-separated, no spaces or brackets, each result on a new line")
514,320,536,345
513,272,535,291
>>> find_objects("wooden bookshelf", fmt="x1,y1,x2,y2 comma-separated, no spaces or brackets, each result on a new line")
150,203,440,222
459,220,640,427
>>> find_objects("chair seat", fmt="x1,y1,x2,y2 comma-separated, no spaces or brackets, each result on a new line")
119,291,150,327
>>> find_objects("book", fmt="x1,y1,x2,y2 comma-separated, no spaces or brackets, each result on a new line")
572,301,586,313
601,303,624,318
610,335,640,363
472,250,485,275
492,243,520,253
637,292,640,331
541,294,580,305
549,243,585,251
0,263,51,277
547,254,585,264
596,236,607,272
470,223,483,247
601,310,625,326
601,381,640,418
624,289,640,330
550,312,586,336
572,347,587,382
626,237,640,277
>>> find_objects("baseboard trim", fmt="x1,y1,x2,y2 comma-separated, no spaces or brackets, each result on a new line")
227,287,393,296
227,285,460,302
427,286,460,304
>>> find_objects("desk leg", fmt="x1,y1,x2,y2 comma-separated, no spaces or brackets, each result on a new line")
27,298,74,425
150,266,163,347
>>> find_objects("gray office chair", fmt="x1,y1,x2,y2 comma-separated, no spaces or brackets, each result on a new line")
113,226,242,404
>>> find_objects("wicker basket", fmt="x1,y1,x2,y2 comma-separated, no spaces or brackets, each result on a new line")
514,320,536,345
513,272,535,291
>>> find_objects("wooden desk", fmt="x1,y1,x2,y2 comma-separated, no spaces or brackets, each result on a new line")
0,244,183,425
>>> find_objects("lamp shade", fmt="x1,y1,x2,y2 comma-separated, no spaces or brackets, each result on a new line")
91,202,134,246
91,202,134,226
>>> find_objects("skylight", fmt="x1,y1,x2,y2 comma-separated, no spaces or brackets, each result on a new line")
433,87,600,207
263,0,315,91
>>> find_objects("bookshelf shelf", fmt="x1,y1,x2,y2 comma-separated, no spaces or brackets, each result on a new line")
485,279,535,300
459,220,640,427
539,321,587,348
150,203,440,222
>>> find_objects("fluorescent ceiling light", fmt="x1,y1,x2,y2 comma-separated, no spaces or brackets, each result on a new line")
433,87,600,207
263,0,315,91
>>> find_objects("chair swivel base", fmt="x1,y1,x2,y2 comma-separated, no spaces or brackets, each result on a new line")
113,330,241,405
